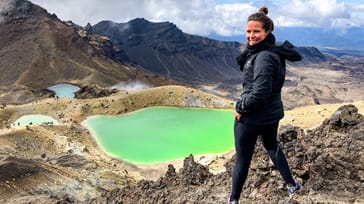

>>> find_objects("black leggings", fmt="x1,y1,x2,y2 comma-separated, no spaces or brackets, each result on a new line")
231,119,295,200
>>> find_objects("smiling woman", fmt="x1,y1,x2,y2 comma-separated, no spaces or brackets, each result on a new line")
83,106,234,164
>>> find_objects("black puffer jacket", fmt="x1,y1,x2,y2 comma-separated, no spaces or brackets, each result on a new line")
236,36,302,125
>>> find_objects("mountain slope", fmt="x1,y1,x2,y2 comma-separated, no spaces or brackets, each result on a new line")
91,18,242,84
0,0,173,104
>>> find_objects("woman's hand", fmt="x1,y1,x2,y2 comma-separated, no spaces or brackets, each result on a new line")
234,111,241,121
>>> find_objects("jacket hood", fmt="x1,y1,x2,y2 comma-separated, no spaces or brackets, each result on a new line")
270,40,302,62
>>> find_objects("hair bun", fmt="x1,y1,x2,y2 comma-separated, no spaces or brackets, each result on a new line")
259,6,268,15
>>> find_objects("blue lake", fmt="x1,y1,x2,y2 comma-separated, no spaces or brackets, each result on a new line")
48,83,80,98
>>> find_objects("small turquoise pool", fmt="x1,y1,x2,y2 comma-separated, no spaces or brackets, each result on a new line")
83,107,234,164
48,83,80,98
12,114,59,127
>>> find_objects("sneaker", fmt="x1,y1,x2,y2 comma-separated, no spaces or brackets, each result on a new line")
287,178,302,195
227,193,239,204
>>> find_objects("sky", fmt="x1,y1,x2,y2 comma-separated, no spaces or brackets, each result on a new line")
28,0,364,37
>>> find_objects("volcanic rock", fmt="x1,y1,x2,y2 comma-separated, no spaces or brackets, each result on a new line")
74,85,118,99
0,155,46,183
324,104,363,128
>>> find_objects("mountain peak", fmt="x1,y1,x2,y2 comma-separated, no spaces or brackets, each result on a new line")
128,17,149,24
125,17,178,33
128,17,173,25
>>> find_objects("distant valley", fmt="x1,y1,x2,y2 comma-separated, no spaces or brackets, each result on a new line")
319,47,364,57
209,26,364,53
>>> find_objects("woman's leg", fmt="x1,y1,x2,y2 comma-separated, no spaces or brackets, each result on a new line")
260,122,295,185
231,120,259,200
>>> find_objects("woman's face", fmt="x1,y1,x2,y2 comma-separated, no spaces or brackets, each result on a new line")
246,20,269,46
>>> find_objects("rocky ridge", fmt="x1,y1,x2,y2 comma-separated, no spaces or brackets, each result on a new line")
91,18,241,85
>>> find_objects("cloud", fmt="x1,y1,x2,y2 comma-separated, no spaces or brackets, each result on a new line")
30,0,363,37
214,3,256,35
349,3,364,27
277,0,349,27
111,80,151,90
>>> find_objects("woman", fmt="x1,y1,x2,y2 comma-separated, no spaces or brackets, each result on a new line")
228,7,302,203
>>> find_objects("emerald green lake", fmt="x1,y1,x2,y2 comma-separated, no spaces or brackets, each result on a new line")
83,107,234,164
12,114,59,127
